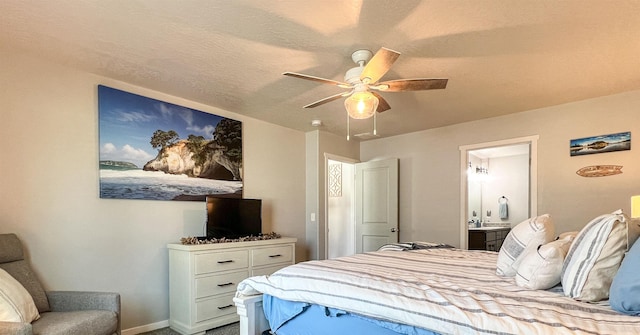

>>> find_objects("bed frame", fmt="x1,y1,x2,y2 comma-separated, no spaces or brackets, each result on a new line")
234,294,269,335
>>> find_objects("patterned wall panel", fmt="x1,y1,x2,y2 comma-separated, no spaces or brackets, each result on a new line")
329,163,342,197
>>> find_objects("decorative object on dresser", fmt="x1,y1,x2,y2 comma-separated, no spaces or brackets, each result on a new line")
180,232,281,245
167,237,296,335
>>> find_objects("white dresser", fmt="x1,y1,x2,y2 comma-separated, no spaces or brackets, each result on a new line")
167,237,297,335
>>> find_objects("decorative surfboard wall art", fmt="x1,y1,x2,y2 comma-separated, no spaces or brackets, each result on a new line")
576,165,623,177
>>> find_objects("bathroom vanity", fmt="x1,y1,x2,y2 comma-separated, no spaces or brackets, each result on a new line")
468,227,511,251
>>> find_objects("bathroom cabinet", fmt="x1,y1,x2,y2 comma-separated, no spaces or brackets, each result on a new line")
468,227,510,251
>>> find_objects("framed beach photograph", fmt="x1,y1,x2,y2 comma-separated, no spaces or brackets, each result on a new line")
98,85,242,201
570,131,631,157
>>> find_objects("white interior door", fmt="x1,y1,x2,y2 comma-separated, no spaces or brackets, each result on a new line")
355,158,399,253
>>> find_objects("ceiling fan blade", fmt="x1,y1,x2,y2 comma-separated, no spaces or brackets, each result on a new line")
360,47,400,84
377,78,448,92
303,91,352,108
283,72,351,88
370,92,391,113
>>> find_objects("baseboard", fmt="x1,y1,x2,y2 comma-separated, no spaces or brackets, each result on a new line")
122,319,169,335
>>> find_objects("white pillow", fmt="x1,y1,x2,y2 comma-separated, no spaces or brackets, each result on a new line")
558,231,578,241
496,214,555,277
515,235,574,290
0,268,40,323
562,210,640,302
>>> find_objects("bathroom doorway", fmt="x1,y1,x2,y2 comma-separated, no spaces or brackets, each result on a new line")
459,136,539,249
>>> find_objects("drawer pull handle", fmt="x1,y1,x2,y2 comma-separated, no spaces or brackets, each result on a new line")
217,260,234,264
218,304,233,310
217,282,234,287
269,254,282,258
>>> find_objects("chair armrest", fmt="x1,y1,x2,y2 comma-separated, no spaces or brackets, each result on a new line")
0,321,32,335
46,291,121,334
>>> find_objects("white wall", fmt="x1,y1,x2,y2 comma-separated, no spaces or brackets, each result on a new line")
361,91,640,246
481,154,529,226
0,48,306,331
305,130,359,260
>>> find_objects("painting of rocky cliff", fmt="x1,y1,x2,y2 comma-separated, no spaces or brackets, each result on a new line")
98,85,242,200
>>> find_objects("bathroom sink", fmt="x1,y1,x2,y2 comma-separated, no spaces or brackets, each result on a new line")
469,226,509,231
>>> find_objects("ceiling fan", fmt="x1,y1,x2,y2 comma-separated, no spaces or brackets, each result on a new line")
283,47,448,119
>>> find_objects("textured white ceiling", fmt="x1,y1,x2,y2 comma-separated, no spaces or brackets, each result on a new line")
3,0,640,140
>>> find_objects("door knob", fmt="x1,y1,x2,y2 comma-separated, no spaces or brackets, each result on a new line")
390,228,398,232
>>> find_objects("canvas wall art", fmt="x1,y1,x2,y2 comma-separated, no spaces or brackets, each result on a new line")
98,85,242,201
570,131,631,157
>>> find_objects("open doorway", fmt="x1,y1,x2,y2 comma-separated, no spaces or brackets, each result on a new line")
324,155,399,258
325,155,357,259
459,136,539,249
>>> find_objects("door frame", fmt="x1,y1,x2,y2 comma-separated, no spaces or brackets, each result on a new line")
458,135,539,249
324,153,359,260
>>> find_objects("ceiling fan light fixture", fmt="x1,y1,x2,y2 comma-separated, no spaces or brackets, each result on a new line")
344,91,378,119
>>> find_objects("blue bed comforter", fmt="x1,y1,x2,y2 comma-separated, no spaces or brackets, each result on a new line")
263,294,441,335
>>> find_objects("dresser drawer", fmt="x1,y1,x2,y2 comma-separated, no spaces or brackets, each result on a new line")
195,270,248,299
194,250,248,275
195,293,237,322
252,245,293,267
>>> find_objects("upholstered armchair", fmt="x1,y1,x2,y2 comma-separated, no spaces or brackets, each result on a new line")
0,234,120,335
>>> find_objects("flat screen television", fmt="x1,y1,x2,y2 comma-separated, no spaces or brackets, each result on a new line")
206,196,262,239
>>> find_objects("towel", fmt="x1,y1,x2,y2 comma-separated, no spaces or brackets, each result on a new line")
499,202,509,219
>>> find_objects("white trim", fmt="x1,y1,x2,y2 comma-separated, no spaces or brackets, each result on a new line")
122,319,169,335
459,135,539,249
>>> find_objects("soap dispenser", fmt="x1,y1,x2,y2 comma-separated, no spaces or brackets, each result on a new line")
471,211,479,228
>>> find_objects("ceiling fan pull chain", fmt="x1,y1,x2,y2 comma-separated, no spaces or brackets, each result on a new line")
346,113,351,141
373,111,377,136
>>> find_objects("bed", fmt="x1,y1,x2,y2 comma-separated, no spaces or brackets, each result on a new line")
234,211,640,335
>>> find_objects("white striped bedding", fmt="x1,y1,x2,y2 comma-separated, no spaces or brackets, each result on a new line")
237,247,640,335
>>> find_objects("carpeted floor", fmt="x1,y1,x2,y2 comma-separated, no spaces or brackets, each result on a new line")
139,322,240,335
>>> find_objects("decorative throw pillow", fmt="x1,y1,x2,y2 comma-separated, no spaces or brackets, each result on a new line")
561,210,640,302
558,231,578,241
610,221,640,315
0,268,40,323
515,234,574,290
496,214,555,277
